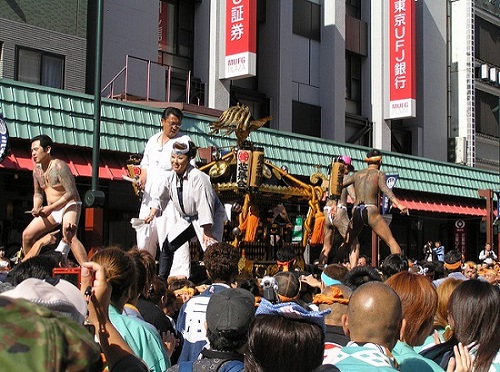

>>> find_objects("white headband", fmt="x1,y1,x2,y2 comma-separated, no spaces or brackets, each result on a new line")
172,140,190,155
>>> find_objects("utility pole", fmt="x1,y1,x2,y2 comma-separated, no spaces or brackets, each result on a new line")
84,0,105,208
84,0,106,253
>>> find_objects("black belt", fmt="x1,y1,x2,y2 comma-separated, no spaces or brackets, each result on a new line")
177,182,198,222
183,214,198,223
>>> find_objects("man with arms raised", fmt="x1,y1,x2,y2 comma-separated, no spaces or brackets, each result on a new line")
22,134,87,264
339,149,408,259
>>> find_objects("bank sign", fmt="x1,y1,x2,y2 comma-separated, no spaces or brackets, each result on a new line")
224,0,257,79
388,0,416,119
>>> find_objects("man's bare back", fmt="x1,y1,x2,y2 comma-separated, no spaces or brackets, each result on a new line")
347,167,396,207
338,149,409,259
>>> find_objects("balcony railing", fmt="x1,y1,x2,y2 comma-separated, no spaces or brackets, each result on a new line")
101,54,204,105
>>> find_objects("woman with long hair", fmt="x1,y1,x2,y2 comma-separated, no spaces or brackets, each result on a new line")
91,247,174,372
386,271,443,371
447,280,500,372
415,277,462,353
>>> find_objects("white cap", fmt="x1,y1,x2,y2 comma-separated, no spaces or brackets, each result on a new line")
1,278,87,324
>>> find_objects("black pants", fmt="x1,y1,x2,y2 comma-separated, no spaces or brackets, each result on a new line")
158,239,174,279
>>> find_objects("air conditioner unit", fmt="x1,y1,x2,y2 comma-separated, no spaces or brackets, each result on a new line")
455,137,467,164
490,67,498,83
480,64,489,80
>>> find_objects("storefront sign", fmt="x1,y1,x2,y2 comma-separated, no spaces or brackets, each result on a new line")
292,215,303,243
0,115,10,163
388,0,416,119
382,174,399,215
224,0,257,79
495,191,500,218
454,219,466,255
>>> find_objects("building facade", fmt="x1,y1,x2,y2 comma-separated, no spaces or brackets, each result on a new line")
96,0,499,171
2,1,496,170
0,0,88,92
0,0,498,261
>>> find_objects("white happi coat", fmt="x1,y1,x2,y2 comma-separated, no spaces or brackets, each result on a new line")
149,164,227,251
137,132,192,276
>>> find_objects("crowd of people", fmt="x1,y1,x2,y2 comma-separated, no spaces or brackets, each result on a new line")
2,240,499,371
0,107,499,371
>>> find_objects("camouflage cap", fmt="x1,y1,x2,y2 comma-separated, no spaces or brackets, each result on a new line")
0,296,102,371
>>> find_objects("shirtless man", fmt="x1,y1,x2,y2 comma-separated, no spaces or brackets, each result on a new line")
21,135,87,264
319,155,359,267
338,149,408,259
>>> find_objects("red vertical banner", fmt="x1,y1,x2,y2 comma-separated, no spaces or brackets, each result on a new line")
388,0,416,119
224,0,257,79
454,219,466,256
158,1,168,52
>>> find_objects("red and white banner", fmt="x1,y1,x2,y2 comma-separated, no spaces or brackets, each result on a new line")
224,0,257,79
388,0,416,119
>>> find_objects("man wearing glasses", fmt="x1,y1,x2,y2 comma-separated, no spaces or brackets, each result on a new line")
136,107,193,279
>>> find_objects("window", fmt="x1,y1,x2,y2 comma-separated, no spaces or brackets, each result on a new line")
230,85,270,124
293,0,321,41
391,124,413,155
345,51,362,114
475,17,500,67
158,0,194,61
476,90,499,138
346,0,361,19
292,101,321,138
346,113,371,146
16,47,64,89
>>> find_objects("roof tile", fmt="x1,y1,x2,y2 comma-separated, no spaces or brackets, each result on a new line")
0,86,14,102
37,92,51,108
14,106,28,123
16,123,31,138
49,95,62,110
27,107,40,124
13,90,27,104
60,97,73,112
1,79,498,200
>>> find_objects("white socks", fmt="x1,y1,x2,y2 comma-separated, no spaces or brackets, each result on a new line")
55,240,71,258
